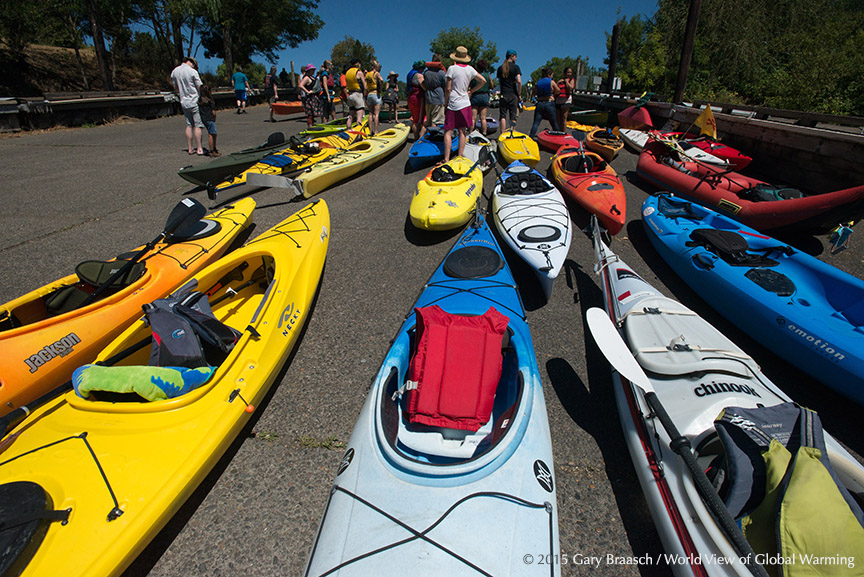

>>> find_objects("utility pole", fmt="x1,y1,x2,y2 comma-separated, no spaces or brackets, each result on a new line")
673,0,702,103
607,20,620,93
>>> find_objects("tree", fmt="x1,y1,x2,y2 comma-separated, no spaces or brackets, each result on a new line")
0,0,44,61
429,26,497,68
329,35,376,73
604,14,653,91
529,56,597,84
199,0,323,80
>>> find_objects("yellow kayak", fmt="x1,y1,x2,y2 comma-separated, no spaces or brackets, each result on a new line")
497,129,540,167
0,200,330,577
409,157,484,231
0,198,255,415
249,123,409,198
565,120,598,132
212,118,369,198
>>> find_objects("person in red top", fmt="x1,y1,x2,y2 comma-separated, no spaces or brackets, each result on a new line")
555,67,575,135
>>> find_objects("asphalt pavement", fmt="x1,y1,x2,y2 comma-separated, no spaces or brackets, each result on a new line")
0,104,862,577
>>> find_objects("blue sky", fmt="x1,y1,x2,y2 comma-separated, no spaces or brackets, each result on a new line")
197,0,658,79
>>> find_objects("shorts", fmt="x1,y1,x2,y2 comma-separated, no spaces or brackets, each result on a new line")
366,93,381,107
443,106,472,131
425,103,446,127
470,93,490,109
204,120,217,135
347,91,366,110
234,89,247,102
182,105,204,128
408,92,425,125
500,93,519,124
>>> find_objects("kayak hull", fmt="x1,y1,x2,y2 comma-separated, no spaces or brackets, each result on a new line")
497,130,540,168
410,156,485,231
550,147,626,235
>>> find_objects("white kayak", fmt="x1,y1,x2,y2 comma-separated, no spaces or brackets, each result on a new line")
305,216,560,576
619,129,729,167
492,161,572,300
587,217,864,576
461,130,497,173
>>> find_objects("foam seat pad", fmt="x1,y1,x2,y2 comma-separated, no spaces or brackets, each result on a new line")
73,364,215,401
406,305,509,431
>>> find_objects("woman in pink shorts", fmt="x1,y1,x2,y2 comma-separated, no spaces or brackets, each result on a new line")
443,46,485,162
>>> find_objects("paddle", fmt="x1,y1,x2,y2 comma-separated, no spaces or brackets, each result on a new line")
79,199,207,308
570,129,590,173
584,307,770,577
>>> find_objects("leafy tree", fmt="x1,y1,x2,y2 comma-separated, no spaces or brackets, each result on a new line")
604,14,655,92
329,35,376,73
429,26,497,68
0,0,44,61
199,0,323,81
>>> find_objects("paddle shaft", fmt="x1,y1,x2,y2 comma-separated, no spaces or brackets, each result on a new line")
642,392,770,577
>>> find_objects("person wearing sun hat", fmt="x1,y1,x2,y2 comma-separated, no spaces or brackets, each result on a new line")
298,63,321,127
496,49,522,132
382,70,399,123
443,45,484,162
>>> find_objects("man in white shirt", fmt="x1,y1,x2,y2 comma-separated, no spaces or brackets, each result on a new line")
170,57,204,155
443,46,485,162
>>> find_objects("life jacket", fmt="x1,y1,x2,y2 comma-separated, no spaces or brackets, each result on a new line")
556,77,571,98
403,305,508,431
406,69,420,97
345,67,362,92
713,403,864,575
365,70,379,93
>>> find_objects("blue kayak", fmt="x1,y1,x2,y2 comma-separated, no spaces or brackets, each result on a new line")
305,216,560,576
407,126,460,170
642,193,864,405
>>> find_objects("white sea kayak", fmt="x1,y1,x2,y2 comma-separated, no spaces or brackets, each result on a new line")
620,129,730,167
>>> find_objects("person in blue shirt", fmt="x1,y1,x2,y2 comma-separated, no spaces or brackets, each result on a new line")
232,66,250,114
529,67,559,138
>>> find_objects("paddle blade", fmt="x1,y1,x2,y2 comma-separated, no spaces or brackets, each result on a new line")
585,307,655,394
571,129,587,143
165,198,206,236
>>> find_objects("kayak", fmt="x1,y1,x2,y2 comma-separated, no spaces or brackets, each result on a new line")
536,129,580,153
299,117,350,137
249,123,409,198
584,127,624,162
272,100,304,115
212,123,369,199
461,130,496,173
305,215,560,576
474,115,498,135
642,193,864,405
616,103,652,130
497,129,540,168
550,145,626,235
620,129,729,167
492,161,571,300
177,132,288,188
407,126,459,170
589,217,864,577
664,132,753,171
0,200,329,577
409,156,485,231
378,108,412,122
637,139,864,234
0,197,255,415
567,108,607,126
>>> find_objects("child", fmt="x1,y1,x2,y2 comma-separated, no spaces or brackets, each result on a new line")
198,85,220,157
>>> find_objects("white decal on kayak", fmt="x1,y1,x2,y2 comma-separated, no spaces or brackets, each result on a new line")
337,448,354,476
320,226,329,243
642,206,655,217
781,320,846,363
533,460,554,493
694,380,761,399
24,332,82,373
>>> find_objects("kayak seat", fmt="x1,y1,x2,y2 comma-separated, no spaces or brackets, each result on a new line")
686,229,779,267
501,172,553,196
430,164,463,183
563,155,593,174
44,260,147,316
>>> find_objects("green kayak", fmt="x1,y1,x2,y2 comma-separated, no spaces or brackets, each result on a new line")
299,117,350,137
178,132,289,188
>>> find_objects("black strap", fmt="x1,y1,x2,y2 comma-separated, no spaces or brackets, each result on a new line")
0,508,70,531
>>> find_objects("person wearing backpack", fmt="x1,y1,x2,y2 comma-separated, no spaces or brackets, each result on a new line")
406,60,426,141
298,63,321,127
318,60,336,121
264,65,280,123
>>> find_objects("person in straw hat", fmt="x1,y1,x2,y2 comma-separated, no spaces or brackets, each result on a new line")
382,70,399,123
443,45,485,162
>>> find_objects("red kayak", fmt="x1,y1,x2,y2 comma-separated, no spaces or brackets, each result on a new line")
272,101,304,115
665,132,752,170
551,146,626,235
617,104,652,130
537,129,581,153
637,139,864,234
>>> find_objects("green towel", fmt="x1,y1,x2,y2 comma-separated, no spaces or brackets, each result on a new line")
73,364,215,401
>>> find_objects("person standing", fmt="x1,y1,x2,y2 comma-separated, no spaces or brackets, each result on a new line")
382,71,399,124
555,67,575,134
264,65,280,122
406,60,426,141
344,58,366,129
318,60,335,121
470,59,494,135
496,50,522,132
279,67,290,86
198,85,219,157
298,63,321,127
231,65,250,114
529,67,559,138
443,46,484,162
365,61,384,135
170,56,204,155
423,54,446,132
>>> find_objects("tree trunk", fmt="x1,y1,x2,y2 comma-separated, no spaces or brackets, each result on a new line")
606,22,620,93
171,11,184,64
673,0,702,103
68,13,90,90
86,0,113,90
223,25,233,83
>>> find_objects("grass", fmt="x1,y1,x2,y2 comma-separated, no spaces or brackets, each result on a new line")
298,435,346,451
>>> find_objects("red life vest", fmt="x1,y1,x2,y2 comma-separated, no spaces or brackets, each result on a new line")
405,305,508,431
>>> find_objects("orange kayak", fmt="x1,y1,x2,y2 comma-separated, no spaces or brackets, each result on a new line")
272,101,304,115
0,198,256,414
551,146,626,235
585,127,624,162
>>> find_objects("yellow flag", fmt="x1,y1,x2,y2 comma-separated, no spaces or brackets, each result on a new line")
694,105,717,139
